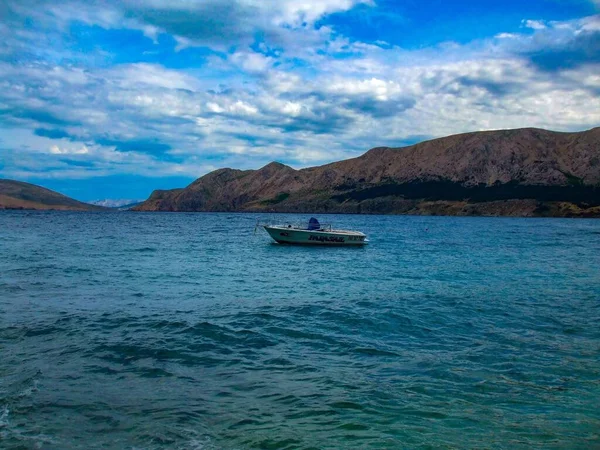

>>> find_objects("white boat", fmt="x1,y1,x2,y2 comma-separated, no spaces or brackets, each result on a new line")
262,218,368,246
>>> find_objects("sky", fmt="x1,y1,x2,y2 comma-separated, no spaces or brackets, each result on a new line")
0,0,599,202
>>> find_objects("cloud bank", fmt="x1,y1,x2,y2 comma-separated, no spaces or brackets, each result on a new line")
0,0,598,198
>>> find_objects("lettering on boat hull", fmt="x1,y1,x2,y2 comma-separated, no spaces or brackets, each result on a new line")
309,235,345,243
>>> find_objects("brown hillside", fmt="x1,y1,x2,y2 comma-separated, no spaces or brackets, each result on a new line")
0,179,105,211
134,127,600,217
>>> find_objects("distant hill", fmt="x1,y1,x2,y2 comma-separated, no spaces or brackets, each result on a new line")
115,201,143,210
134,127,600,217
90,199,143,209
0,179,106,211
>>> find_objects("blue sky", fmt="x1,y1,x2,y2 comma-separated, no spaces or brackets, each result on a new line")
1,0,599,202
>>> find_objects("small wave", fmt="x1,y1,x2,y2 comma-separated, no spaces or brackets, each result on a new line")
18,380,39,398
85,365,121,375
228,418,262,430
338,422,370,430
264,325,334,344
0,405,9,428
131,247,158,253
136,367,174,378
0,283,25,292
64,266,92,274
354,347,400,357
94,343,184,363
263,357,293,366
329,401,365,411
150,319,188,330
184,322,276,349
185,436,214,450
24,325,62,337
271,394,302,405
249,437,302,450
285,409,338,419
227,311,291,328
402,409,449,419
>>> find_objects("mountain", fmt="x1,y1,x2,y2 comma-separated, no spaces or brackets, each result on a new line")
115,201,143,210
135,127,600,217
0,179,106,211
90,199,143,208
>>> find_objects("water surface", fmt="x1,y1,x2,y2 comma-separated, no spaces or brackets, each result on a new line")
1,212,599,449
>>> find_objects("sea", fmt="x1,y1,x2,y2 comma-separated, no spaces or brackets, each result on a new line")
1,211,599,449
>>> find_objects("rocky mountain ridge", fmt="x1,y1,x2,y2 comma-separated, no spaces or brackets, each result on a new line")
134,127,600,217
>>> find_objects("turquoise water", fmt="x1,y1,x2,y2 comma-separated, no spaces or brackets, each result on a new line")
1,211,599,449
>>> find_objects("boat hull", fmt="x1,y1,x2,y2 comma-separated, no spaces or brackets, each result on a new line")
264,226,367,246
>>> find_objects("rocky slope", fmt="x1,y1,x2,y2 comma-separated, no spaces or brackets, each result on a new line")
134,127,600,217
0,179,105,211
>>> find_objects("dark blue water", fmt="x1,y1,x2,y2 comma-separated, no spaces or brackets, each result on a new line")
1,211,599,449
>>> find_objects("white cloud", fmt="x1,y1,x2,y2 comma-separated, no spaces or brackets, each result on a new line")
326,78,402,100
523,19,547,30
271,0,372,26
495,33,518,39
230,50,274,73
50,144,89,155
3,0,372,52
579,14,600,31
110,64,201,91
281,101,302,116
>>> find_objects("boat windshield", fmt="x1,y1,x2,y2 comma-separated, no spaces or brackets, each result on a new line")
264,219,332,231
307,217,320,230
